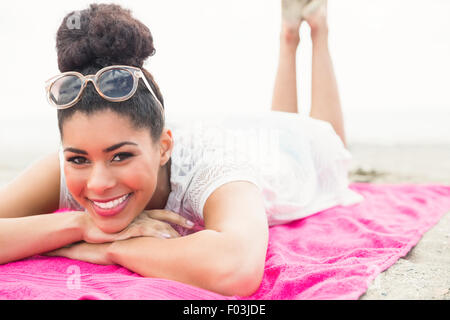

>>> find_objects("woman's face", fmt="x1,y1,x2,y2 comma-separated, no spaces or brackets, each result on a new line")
61,109,171,233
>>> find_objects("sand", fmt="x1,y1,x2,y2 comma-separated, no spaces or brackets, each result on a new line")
347,144,450,300
1,143,449,299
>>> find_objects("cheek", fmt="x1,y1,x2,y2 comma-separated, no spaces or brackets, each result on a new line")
64,166,86,197
125,158,159,192
122,168,156,200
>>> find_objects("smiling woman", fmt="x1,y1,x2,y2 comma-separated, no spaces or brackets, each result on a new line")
0,3,270,296
60,109,172,234
0,1,363,297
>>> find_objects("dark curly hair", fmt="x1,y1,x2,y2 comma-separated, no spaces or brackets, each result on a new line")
55,3,165,143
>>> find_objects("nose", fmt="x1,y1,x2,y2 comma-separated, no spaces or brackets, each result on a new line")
86,163,116,195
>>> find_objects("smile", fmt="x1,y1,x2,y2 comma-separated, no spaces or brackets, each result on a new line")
89,193,133,217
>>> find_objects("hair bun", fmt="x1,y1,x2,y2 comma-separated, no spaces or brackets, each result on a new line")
56,3,155,72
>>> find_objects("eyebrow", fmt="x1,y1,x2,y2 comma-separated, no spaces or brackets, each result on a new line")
63,141,138,155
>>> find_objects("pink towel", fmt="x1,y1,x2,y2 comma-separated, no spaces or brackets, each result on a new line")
1,183,449,300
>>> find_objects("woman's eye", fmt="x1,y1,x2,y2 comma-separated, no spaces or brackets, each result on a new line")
67,157,88,165
112,152,133,162
66,153,133,165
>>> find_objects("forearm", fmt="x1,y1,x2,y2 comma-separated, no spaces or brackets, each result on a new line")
108,230,249,296
0,212,84,264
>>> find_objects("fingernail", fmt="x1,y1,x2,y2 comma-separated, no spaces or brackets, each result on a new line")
161,233,172,239
186,220,195,228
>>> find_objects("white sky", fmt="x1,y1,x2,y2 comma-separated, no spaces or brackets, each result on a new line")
0,0,449,156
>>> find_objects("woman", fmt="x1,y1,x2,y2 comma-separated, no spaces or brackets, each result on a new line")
0,1,362,296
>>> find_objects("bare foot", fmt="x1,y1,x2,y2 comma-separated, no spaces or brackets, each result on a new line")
281,0,310,23
280,0,311,47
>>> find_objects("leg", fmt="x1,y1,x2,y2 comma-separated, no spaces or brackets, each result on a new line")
305,1,348,147
271,20,302,114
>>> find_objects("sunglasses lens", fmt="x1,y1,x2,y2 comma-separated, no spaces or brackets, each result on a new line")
97,69,134,99
50,75,83,106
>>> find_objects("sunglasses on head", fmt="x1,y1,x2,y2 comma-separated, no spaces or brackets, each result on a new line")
45,65,164,112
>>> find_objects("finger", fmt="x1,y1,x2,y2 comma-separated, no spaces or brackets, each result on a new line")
113,227,138,241
161,226,181,239
142,221,181,239
144,210,195,229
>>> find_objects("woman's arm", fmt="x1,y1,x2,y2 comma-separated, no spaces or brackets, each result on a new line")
0,152,86,264
0,152,61,219
107,181,269,297
0,211,84,264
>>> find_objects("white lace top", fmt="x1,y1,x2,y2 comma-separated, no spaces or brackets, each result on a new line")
59,110,364,234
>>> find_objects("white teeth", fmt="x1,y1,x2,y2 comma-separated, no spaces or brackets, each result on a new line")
92,193,129,210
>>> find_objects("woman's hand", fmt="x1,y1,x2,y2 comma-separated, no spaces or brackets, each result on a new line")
44,210,195,265
82,209,195,244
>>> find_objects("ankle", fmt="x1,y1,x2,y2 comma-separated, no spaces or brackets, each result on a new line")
280,35,300,52
280,21,301,48
311,25,329,41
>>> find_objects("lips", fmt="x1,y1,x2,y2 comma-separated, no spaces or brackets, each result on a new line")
89,193,133,217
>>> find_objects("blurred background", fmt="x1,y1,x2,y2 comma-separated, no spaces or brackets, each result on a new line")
0,0,449,175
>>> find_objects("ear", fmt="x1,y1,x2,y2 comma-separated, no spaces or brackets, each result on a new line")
158,128,173,166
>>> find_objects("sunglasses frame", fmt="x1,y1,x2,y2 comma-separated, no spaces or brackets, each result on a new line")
45,65,164,113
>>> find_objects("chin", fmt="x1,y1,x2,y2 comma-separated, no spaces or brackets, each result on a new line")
82,195,141,234
97,223,127,234
81,210,133,235
93,215,133,234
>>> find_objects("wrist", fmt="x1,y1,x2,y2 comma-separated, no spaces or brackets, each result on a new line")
75,211,88,241
57,211,86,246
106,239,120,264
104,241,116,265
